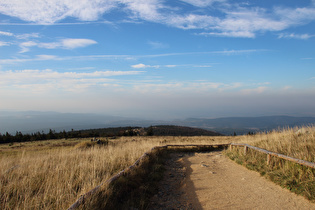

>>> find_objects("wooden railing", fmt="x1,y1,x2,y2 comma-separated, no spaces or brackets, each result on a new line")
230,143,315,169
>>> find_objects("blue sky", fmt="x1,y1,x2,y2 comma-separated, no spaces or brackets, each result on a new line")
0,0,315,119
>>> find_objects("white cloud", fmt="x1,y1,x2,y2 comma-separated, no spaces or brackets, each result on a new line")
1,69,143,80
0,30,14,36
38,42,61,49
129,81,263,95
198,31,255,38
119,0,164,22
0,30,40,39
166,14,219,30
16,33,40,39
39,38,97,49
131,63,146,68
208,8,290,38
0,69,144,92
275,6,315,25
278,33,314,40
61,38,97,49
180,0,225,7
19,38,97,53
36,55,59,60
0,0,117,24
19,41,37,53
165,65,177,68
0,41,10,47
0,49,263,65
1,1,315,39
131,63,159,68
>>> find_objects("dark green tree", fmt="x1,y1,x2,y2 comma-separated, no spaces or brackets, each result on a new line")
147,126,154,136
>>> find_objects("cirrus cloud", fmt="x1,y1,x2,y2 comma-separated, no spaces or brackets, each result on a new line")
0,0,117,24
19,38,97,53
278,33,315,40
0,69,145,93
0,41,10,47
131,63,160,69
0,30,14,36
1,1,315,38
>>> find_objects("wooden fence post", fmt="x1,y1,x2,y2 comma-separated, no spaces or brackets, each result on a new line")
267,154,271,165
244,146,248,155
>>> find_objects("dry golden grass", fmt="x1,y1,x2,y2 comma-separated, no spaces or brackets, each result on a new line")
225,126,315,201
250,126,315,162
2,127,314,209
0,135,233,209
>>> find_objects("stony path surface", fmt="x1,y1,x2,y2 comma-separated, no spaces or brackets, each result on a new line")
149,151,315,210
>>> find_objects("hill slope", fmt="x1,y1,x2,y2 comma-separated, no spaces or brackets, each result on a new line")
148,125,223,136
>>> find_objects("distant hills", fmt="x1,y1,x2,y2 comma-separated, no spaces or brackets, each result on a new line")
0,111,128,134
177,116,315,135
1,111,315,135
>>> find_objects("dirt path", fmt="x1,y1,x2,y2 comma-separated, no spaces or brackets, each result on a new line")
149,151,315,210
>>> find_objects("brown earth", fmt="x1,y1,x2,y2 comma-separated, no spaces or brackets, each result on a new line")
149,151,315,210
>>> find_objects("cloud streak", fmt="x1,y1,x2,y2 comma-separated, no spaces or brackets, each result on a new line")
0,41,10,47
1,1,315,38
131,63,160,69
0,49,264,64
0,68,270,95
19,38,97,53
0,30,14,36
0,69,144,93
278,33,315,40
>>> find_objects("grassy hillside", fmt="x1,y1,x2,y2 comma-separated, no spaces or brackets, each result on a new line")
224,126,315,201
1,125,314,209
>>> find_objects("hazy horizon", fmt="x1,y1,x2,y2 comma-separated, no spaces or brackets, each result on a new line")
1,1,315,120
1,110,315,136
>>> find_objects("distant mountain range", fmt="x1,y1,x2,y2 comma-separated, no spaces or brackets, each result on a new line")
176,116,315,135
1,111,315,135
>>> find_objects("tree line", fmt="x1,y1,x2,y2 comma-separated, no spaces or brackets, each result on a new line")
0,125,224,144
0,127,144,144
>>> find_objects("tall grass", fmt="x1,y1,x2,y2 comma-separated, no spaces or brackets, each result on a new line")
224,126,315,201
0,136,232,209
0,138,155,209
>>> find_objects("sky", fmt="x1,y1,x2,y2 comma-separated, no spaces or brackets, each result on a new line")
0,0,315,120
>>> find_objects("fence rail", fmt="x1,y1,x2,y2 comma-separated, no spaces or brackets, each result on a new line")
230,143,315,169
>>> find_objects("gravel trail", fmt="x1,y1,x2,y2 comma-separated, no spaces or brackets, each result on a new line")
149,151,315,210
